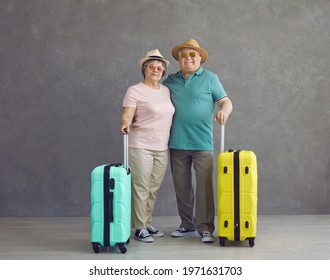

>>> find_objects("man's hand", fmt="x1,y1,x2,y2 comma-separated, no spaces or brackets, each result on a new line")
215,110,229,125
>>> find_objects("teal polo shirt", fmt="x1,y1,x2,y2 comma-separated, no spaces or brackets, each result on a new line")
163,67,227,151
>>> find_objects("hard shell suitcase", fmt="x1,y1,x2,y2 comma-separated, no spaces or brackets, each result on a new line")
217,125,258,247
90,134,131,253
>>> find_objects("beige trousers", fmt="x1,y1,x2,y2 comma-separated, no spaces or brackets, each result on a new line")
129,148,169,229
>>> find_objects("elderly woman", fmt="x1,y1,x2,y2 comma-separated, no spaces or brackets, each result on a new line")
120,50,175,243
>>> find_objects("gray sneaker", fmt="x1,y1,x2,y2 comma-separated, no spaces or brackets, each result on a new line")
200,231,214,243
171,227,196,237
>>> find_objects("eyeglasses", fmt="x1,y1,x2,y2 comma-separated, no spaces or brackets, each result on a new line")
148,64,164,73
179,51,197,59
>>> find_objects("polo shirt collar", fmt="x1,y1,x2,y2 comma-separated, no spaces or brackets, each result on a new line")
176,67,204,78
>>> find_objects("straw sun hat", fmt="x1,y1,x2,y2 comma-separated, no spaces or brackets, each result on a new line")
171,38,208,64
138,49,170,67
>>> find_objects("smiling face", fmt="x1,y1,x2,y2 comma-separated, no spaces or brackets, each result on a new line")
178,48,201,76
143,60,165,83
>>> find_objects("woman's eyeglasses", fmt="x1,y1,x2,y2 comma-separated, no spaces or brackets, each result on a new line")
179,51,197,59
148,64,164,73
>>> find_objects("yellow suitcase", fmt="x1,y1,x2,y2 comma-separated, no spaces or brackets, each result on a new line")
217,125,258,247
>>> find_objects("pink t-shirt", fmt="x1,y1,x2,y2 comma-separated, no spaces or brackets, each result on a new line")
123,82,175,151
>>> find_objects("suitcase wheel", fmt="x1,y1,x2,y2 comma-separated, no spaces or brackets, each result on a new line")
92,242,101,253
248,239,255,247
118,245,127,254
219,237,226,247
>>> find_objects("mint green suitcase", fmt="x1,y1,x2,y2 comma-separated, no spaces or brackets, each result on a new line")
90,135,131,253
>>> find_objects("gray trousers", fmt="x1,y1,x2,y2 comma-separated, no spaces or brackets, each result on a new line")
170,149,215,234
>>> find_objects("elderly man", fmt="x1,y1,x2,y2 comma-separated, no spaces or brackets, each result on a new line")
163,39,233,243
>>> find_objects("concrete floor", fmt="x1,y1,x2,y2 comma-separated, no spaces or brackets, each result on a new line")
1,215,330,260
1,215,330,279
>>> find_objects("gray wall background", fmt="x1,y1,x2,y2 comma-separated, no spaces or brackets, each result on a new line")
1,0,329,216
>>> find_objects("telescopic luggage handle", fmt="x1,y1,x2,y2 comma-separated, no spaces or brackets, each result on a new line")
123,132,129,172
220,124,225,153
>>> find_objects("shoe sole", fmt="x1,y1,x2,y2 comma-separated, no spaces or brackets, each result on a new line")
136,236,154,243
201,239,214,243
171,231,197,237
150,233,164,237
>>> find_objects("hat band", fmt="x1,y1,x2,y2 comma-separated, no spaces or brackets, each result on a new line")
147,55,164,60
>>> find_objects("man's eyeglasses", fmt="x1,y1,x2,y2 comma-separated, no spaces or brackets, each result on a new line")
148,64,164,73
179,51,197,59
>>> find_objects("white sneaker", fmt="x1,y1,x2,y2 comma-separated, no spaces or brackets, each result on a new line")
147,225,164,237
135,229,154,243
171,227,196,237
200,231,214,243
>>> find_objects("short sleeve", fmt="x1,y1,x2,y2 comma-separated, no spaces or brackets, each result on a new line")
212,74,227,102
122,86,137,107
